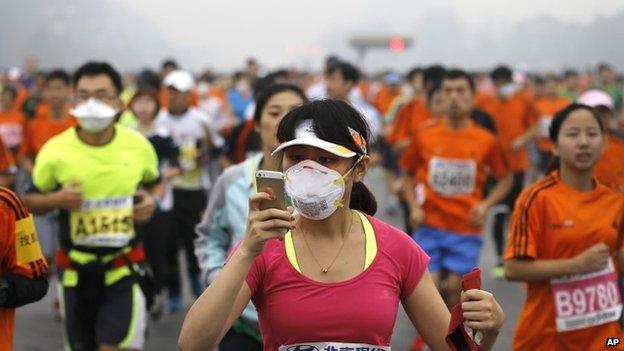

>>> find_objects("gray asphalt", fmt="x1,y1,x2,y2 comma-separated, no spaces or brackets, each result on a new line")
14,166,524,350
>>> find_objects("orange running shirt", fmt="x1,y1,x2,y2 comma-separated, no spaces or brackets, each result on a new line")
595,133,624,193
504,172,624,351
0,110,25,152
533,97,571,152
399,120,508,234
479,92,538,171
387,98,432,145
18,111,76,159
0,187,48,351
158,87,199,109
373,86,402,116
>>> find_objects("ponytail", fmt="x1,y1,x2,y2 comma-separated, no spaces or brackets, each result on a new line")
349,181,377,215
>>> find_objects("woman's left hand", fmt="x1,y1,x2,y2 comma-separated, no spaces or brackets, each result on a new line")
460,289,505,332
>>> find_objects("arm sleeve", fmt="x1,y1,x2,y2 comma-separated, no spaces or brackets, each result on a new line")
0,274,49,308
0,200,49,308
400,235,431,299
504,189,541,259
194,174,232,284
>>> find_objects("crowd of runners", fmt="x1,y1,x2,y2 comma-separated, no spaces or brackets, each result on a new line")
0,55,623,351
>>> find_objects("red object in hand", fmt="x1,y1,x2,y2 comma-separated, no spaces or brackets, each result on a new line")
446,268,481,351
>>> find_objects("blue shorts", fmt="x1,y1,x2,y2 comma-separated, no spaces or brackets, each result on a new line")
412,226,483,276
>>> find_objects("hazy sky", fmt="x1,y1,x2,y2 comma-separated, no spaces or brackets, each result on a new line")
111,0,624,70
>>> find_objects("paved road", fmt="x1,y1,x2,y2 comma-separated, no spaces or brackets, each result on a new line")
14,166,524,350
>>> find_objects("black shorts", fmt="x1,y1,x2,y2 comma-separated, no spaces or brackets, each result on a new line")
61,275,146,350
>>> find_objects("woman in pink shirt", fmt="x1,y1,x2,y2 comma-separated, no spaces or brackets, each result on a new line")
179,99,505,351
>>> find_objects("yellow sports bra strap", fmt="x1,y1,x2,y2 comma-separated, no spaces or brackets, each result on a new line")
355,211,377,270
284,230,301,273
285,211,377,273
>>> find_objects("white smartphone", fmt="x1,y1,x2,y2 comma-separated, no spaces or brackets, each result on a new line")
255,170,286,211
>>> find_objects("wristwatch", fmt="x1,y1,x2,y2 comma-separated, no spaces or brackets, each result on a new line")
0,277,8,305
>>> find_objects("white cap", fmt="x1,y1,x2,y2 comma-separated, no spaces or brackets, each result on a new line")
271,119,366,158
163,70,195,92
577,89,614,110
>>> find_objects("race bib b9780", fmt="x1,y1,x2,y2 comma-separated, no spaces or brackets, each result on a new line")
551,259,623,332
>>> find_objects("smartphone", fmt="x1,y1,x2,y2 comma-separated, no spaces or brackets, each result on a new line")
255,170,286,211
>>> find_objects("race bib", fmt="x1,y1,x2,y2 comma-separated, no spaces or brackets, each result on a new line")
174,143,203,189
179,143,198,171
428,157,476,196
15,214,45,264
551,259,623,332
278,342,391,351
0,123,23,149
70,197,134,247
538,115,553,138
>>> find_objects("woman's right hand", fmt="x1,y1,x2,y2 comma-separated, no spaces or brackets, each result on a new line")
240,192,295,257
573,242,610,274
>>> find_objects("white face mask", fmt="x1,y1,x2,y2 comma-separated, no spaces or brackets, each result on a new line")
498,83,520,99
71,98,117,133
284,159,358,220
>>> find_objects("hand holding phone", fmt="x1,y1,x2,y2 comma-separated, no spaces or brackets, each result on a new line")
255,170,286,211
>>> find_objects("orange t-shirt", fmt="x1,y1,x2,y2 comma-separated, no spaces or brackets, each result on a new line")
479,92,538,171
474,92,495,108
358,81,372,103
399,120,508,234
504,172,624,351
373,86,402,117
0,187,48,351
595,133,624,193
0,110,25,153
533,97,571,152
18,110,76,159
386,97,432,145
158,87,199,109
33,103,50,119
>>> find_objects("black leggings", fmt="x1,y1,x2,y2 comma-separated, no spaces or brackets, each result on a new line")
137,210,174,292
492,172,524,264
167,189,207,297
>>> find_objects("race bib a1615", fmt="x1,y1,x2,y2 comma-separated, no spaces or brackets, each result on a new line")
70,197,134,248
551,259,622,332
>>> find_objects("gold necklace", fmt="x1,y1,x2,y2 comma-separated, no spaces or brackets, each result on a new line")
300,211,354,274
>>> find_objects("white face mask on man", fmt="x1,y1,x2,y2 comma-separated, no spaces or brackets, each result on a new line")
71,98,117,133
284,158,360,221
